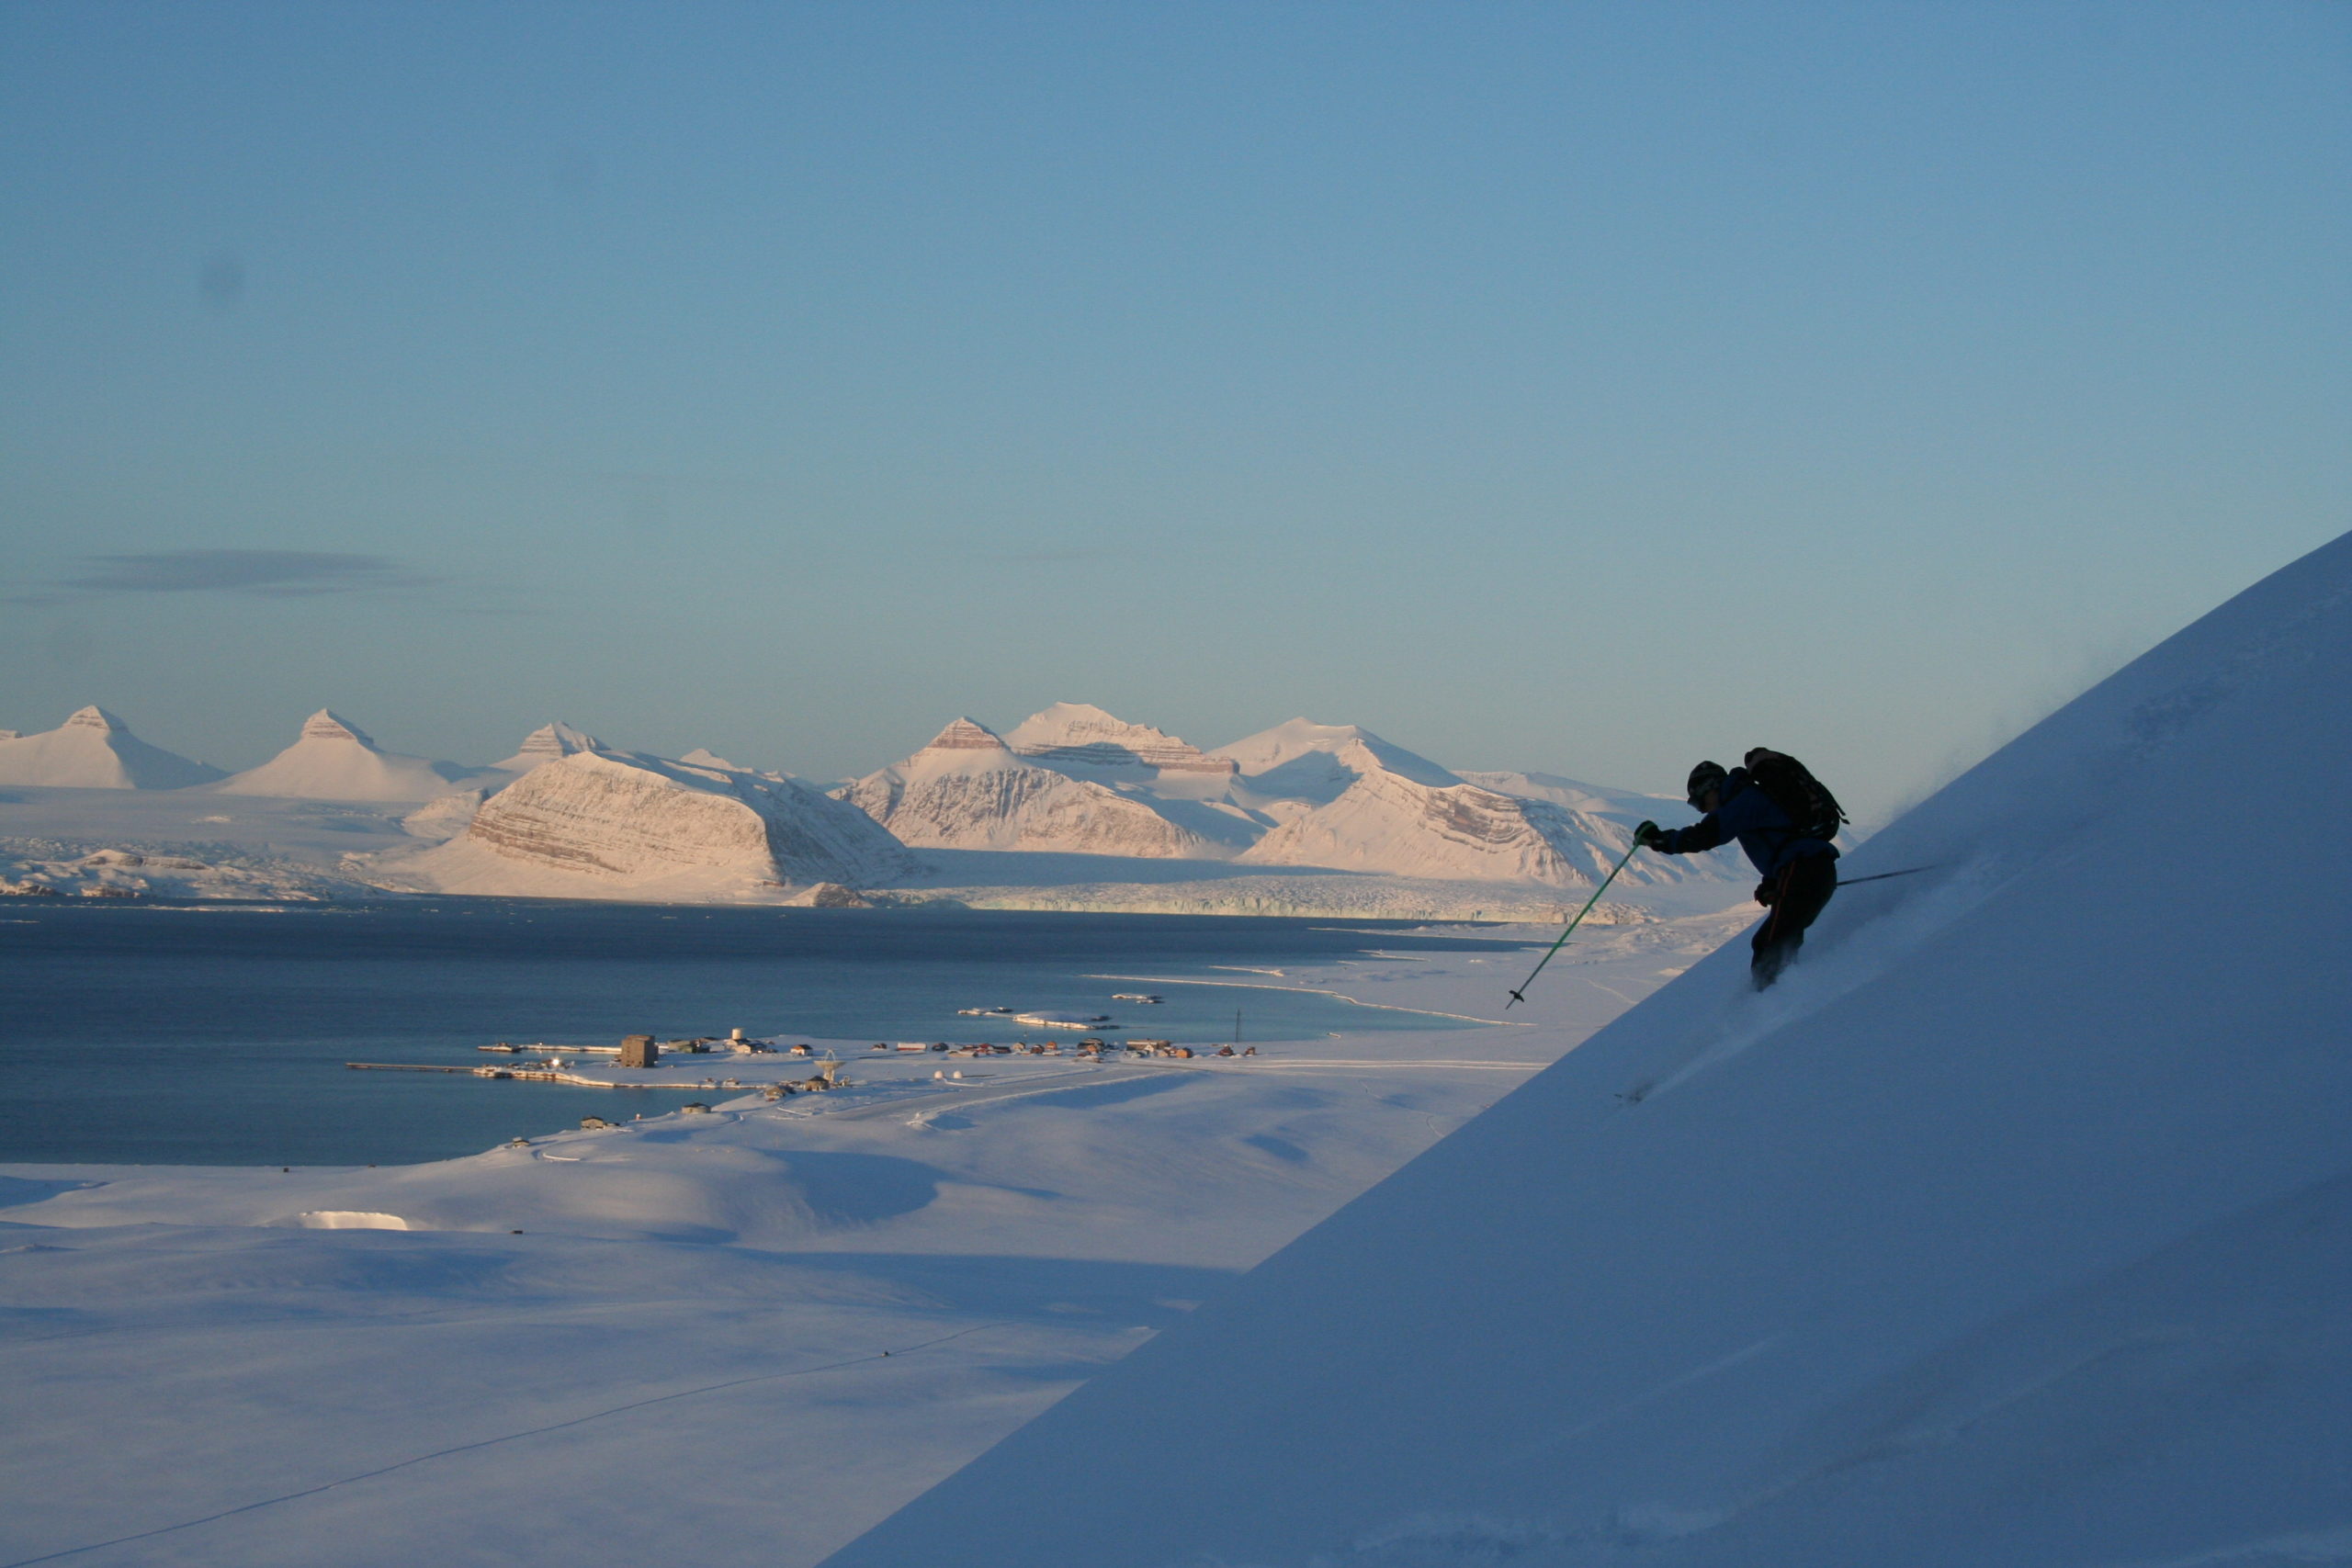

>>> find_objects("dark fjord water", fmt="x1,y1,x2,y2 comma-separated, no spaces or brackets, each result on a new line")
0,901,1521,1168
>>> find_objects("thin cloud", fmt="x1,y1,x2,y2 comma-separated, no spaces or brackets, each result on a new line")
32,549,442,600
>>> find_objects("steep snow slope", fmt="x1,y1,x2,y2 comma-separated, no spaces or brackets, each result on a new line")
216,711,468,801
840,719,1238,858
408,750,912,897
820,533,2352,1568
0,707,222,789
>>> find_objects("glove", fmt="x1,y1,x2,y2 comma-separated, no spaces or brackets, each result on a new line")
1634,820,1665,851
1754,877,1778,907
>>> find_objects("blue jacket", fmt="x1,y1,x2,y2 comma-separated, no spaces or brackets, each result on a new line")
1655,768,1839,877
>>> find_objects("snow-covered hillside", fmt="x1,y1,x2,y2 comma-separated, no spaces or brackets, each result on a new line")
0,706,222,790
819,536,2352,1568
839,718,1247,858
215,711,469,801
402,749,914,899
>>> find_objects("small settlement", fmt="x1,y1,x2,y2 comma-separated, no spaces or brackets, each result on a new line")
345,992,1263,1129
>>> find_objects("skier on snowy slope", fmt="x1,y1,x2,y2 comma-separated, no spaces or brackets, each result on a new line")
1634,752,1841,989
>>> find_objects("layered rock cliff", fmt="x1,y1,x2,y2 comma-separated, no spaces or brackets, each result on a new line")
426,750,912,896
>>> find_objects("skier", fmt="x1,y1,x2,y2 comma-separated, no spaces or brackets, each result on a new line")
1635,756,1839,988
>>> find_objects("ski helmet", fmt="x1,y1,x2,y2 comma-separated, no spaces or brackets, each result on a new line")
1686,760,1728,807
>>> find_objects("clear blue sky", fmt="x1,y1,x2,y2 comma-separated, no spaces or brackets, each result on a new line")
3,1,2345,819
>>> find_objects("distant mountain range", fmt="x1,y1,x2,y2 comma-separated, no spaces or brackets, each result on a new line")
0,699,1747,905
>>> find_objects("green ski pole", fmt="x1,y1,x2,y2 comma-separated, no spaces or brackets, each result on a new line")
1506,840,1643,1008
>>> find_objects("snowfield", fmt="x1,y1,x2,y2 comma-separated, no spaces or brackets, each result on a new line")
0,915,1729,1568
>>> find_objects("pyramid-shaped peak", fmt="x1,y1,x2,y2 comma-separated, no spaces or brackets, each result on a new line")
64,705,130,734
0,705,221,788
514,722,603,760
300,710,373,745
922,717,1010,752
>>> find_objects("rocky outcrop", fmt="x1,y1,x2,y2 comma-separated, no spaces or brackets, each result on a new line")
0,706,223,790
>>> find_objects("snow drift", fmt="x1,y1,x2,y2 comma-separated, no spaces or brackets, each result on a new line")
820,532,2352,1568
215,710,468,801
0,706,221,789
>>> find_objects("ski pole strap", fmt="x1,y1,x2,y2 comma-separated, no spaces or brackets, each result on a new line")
1506,840,1642,1007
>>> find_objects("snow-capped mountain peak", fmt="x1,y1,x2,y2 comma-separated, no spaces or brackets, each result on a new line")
0,705,223,790
217,710,468,802
921,717,1013,753
840,715,1238,858
416,748,912,897
63,705,132,735
1213,718,1463,803
492,721,605,773
299,709,372,745
1005,703,1234,774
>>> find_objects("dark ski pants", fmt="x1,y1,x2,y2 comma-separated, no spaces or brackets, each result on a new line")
1751,856,1838,989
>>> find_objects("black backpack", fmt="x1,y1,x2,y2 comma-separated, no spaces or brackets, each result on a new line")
1744,750,1848,842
